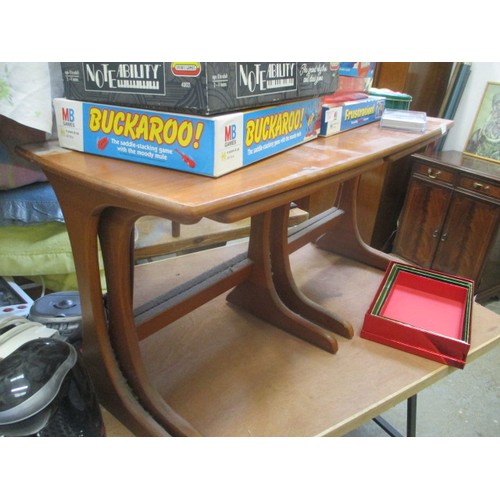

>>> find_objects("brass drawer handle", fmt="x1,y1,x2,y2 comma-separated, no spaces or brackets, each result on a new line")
473,181,490,191
427,168,441,179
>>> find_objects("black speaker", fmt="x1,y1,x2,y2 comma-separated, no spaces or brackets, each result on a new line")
0,337,105,437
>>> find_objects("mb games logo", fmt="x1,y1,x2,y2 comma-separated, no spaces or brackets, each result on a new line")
61,107,76,127
224,123,237,146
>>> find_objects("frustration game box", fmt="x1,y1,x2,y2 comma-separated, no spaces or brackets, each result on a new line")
54,97,323,177
319,95,386,137
60,62,339,115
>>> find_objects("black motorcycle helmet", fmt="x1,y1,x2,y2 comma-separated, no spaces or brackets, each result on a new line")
0,337,105,437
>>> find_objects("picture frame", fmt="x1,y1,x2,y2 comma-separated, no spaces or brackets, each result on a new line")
464,81,500,164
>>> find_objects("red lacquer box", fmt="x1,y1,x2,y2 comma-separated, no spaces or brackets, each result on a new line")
361,262,474,369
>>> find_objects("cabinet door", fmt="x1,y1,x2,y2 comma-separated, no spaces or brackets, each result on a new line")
476,226,500,298
433,191,499,282
393,175,453,267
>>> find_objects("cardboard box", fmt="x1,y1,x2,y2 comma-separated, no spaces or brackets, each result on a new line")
361,262,474,369
53,97,323,177
319,96,386,137
337,75,373,93
60,62,339,115
339,62,375,78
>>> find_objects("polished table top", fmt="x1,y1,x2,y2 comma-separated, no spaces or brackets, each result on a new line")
19,118,451,223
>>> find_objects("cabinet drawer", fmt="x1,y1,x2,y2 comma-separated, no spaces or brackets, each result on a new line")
414,163,456,184
459,175,500,201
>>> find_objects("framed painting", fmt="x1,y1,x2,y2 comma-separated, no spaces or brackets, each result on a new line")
464,81,500,164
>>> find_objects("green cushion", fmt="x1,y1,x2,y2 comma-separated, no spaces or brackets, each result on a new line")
0,222,106,291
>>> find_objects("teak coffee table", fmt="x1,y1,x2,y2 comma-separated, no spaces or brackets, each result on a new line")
20,118,499,437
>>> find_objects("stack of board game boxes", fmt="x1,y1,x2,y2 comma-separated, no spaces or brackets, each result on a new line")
55,62,389,177
319,62,386,138
56,62,341,177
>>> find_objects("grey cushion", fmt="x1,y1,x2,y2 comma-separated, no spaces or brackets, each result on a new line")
0,182,64,226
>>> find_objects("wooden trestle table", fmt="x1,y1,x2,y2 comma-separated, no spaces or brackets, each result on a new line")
18,118,500,437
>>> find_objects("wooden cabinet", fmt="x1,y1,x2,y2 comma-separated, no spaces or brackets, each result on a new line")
393,151,500,301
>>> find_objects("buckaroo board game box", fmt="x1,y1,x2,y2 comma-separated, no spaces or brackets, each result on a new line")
53,97,322,177
319,95,386,137
361,262,474,369
60,62,339,115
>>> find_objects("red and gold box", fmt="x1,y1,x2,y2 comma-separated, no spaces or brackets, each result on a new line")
361,262,474,369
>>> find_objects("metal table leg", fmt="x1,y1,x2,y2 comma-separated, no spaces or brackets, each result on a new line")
373,395,417,437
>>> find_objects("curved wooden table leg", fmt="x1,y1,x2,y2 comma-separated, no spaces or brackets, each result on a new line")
227,211,339,354
315,177,395,270
46,181,171,437
270,205,353,339
98,207,203,436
